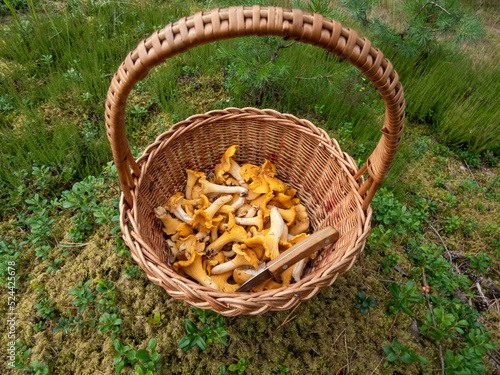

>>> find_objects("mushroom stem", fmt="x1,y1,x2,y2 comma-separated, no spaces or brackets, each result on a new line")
200,176,247,196
235,211,263,231
231,192,247,209
228,159,246,185
292,258,307,282
205,195,233,219
244,206,259,218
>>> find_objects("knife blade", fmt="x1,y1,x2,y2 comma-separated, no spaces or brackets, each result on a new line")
235,227,339,292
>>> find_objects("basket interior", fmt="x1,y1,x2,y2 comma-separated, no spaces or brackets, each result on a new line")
133,115,364,279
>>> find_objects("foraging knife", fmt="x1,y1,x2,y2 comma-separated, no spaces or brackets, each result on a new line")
235,227,339,292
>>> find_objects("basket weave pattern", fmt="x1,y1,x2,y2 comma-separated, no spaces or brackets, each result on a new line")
106,6,405,316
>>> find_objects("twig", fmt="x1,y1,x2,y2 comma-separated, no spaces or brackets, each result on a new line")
335,363,349,375
277,304,299,330
295,74,334,80
59,242,93,247
423,269,445,375
333,328,347,347
426,222,460,274
370,357,385,375
387,312,398,339
368,271,405,285
94,370,105,375
270,41,297,62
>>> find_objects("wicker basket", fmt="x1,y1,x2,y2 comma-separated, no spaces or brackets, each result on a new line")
105,6,405,316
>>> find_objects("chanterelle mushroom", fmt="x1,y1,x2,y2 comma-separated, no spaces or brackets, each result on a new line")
191,195,232,232
154,207,182,235
173,252,218,290
163,192,192,223
289,204,310,236
205,223,247,257
199,176,247,196
185,170,205,200
211,244,259,274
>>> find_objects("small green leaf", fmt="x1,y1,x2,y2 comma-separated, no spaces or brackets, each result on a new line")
387,352,399,362
148,338,157,352
115,360,125,374
184,319,199,334
127,350,137,362
136,349,150,363
400,352,414,364
195,336,207,351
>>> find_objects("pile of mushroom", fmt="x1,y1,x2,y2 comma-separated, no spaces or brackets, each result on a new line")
154,145,312,292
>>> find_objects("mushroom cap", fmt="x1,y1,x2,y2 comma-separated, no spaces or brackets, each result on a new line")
289,204,310,236
164,192,184,211
176,235,205,258
278,206,297,226
288,233,309,245
177,222,194,238
205,224,248,256
173,251,219,290
233,244,259,269
186,170,205,200
155,207,182,235
210,271,239,292
214,145,238,184
269,192,294,209
244,235,268,260
211,245,259,274
249,192,274,218
239,163,261,183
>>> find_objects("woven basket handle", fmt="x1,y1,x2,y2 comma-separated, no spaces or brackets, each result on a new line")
105,6,405,210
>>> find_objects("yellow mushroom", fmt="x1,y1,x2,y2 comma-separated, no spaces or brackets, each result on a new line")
154,207,182,235
236,203,252,217
260,160,286,193
239,163,261,184
263,207,285,260
190,195,232,232
269,192,294,209
210,215,225,243
211,245,259,274
163,192,192,222
285,188,297,199
289,204,310,236
214,145,239,184
288,233,309,245
185,170,205,200
244,235,267,259
210,271,239,292
233,263,266,285
176,223,194,238
249,192,274,218
244,206,259,218
192,185,202,199
235,210,264,231
176,235,206,260
205,224,247,256
277,206,296,226
173,252,218,290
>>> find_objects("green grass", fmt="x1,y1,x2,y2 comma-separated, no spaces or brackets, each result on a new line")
0,1,499,374
1,0,498,208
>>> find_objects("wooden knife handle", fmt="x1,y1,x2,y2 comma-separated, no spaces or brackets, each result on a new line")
267,227,339,281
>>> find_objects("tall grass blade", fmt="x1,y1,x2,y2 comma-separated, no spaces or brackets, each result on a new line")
2,0,20,24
